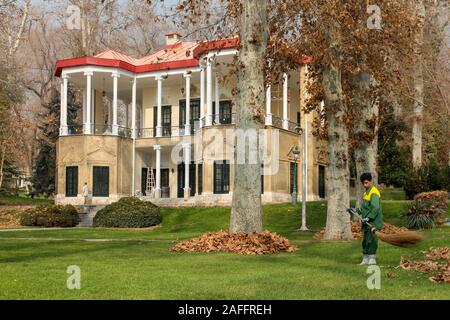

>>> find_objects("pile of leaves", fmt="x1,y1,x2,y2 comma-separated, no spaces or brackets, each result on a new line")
0,210,20,228
314,221,409,240
404,191,448,229
397,247,450,284
170,230,298,255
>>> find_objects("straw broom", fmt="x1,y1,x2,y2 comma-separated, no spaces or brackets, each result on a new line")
349,209,424,247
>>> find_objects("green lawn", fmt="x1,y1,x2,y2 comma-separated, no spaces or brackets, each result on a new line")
379,188,406,200
0,193,54,206
0,201,449,299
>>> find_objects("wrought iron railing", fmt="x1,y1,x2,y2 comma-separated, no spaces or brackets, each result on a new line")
66,124,83,135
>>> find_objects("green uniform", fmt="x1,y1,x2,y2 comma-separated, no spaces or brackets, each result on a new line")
357,185,383,255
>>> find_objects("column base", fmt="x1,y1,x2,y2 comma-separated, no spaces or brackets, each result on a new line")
184,124,191,136
282,119,289,130
83,123,92,135
156,126,162,137
205,114,213,126
184,187,191,199
265,114,273,126
214,115,220,124
60,126,68,136
112,124,119,135
154,188,161,199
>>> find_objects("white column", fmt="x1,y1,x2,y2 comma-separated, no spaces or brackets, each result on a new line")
84,71,93,134
282,72,289,130
156,75,163,137
184,73,191,135
60,75,69,135
199,67,205,128
131,78,137,196
82,89,86,128
131,78,137,139
215,73,220,124
265,84,272,125
59,82,64,136
206,57,213,126
154,145,161,198
183,143,191,199
112,71,120,135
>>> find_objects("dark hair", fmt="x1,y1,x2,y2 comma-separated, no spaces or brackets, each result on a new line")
360,172,372,183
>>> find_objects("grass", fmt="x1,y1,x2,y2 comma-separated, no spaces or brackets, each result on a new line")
0,192,54,206
379,188,406,200
0,201,449,299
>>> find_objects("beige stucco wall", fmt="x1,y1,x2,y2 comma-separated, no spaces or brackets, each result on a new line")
55,135,132,205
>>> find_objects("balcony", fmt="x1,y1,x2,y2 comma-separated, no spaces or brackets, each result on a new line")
66,125,132,138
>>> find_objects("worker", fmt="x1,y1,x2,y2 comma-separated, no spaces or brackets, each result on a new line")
82,182,89,205
354,172,383,265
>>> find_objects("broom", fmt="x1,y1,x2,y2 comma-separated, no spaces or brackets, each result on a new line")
348,209,424,247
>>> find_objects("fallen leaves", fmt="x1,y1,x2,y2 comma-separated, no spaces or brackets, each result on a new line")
397,247,450,284
170,230,298,255
313,221,409,240
0,209,21,228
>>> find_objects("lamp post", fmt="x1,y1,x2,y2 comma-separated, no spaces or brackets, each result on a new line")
292,146,299,205
295,126,309,231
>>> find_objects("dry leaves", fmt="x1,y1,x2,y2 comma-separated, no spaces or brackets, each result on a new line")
397,247,450,284
0,210,20,228
170,230,298,255
313,221,409,240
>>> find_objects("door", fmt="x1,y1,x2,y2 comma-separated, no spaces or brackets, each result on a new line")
177,162,196,198
153,105,172,136
141,168,148,196
212,100,232,124
179,99,201,134
213,160,230,194
93,166,109,197
319,165,326,198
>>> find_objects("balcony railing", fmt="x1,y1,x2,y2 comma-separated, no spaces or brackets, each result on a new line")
64,124,132,138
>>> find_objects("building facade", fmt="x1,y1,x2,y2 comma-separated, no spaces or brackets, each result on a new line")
54,34,328,207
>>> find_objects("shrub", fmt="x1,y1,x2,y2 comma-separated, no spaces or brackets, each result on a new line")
403,162,449,199
93,197,161,228
19,205,79,227
404,190,448,229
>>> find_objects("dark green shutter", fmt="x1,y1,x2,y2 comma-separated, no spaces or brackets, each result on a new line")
65,166,78,197
93,166,109,197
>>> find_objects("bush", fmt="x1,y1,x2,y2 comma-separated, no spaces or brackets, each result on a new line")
404,190,448,229
93,197,161,228
19,205,79,227
403,162,449,199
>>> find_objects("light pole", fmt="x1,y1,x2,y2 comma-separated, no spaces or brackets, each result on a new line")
292,146,299,205
295,126,309,231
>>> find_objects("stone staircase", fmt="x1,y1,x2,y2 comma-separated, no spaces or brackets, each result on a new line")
76,205,104,228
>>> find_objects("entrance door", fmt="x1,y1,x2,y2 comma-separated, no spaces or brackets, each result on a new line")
319,165,326,198
177,162,196,198
93,166,109,197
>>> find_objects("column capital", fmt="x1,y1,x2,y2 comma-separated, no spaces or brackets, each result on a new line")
62,74,70,80
184,72,192,78
84,71,93,77
155,74,168,81
111,71,120,78
153,145,161,151
182,143,191,149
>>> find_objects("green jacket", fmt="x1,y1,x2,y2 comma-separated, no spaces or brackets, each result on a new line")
357,185,383,230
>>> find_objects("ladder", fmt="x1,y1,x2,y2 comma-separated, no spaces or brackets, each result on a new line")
146,167,155,196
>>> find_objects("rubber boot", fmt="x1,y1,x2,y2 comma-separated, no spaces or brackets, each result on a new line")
359,255,369,265
368,255,377,265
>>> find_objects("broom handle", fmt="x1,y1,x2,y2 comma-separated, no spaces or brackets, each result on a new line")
351,210,377,233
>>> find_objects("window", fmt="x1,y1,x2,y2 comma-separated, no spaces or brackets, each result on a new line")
212,100,232,124
65,166,78,197
93,166,109,197
297,112,301,125
214,161,230,194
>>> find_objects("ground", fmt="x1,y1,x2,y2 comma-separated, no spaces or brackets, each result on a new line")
0,198,449,299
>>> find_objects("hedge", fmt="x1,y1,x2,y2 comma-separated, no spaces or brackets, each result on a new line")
93,197,161,228
19,205,79,227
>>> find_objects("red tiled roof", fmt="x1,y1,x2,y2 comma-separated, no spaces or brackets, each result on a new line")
54,37,311,77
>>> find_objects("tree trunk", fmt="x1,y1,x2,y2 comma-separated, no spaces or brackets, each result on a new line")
0,142,6,188
322,10,353,240
412,0,425,169
229,0,267,233
354,71,379,208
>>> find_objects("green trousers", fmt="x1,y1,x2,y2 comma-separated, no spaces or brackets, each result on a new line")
362,228,378,255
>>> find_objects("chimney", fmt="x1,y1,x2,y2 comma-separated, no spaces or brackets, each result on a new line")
165,32,182,46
